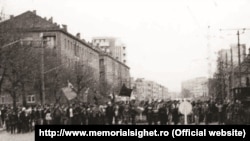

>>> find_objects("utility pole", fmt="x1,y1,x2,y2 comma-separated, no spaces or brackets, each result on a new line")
2,36,52,105
41,37,45,105
220,28,250,88
237,30,242,87
207,26,212,78
37,32,47,105
230,47,234,96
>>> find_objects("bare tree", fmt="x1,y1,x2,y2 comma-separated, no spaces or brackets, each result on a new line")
0,16,41,107
1,41,40,108
45,68,65,104
66,63,97,103
0,47,7,96
99,79,114,103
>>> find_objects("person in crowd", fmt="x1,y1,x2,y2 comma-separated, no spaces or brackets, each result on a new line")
158,103,167,125
216,101,224,125
67,105,74,125
172,102,179,125
130,105,137,125
45,109,52,125
81,107,88,125
145,103,153,125
9,110,17,134
113,104,120,125
53,104,62,124
105,102,114,125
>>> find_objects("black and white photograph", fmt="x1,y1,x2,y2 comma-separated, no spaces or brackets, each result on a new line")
0,0,250,140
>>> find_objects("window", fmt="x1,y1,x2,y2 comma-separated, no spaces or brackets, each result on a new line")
68,58,70,67
1,96,4,104
74,43,77,56
71,42,73,51
68,41,70,50
27,95,35,103
44,36,56,49
246,77,250,87
64,39,67,49
100,59,104,69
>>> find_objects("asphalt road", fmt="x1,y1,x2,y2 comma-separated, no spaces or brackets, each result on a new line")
0,131,34,141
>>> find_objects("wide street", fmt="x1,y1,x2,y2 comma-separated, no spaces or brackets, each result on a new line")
0,131,34,141
0,121,218,141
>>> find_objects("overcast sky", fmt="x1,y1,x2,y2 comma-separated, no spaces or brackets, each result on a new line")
2,0,250,92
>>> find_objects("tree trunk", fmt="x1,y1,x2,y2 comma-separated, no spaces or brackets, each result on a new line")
22,83,27,107
0,68,6,96
12,90,17,110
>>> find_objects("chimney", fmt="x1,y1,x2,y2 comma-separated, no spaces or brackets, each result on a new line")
32,10,36,15
62,24,67,32
76,33,81,39
48,17,53,23
10,15,14,19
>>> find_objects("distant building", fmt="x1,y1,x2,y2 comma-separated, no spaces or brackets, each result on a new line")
207,78,217,101
92,37,127,64
215,44,247,101
218,49,231,69
132,78,169,101
230,44,246,67
216,44,246,70
181,77,208,99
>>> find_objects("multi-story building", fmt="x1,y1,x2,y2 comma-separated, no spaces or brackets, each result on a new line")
92,37,127,64
181,77,208,99
132,78,146,101
0,10,131,105
214,45,247,101
99,52,130,98
132,78,169,101
230,44,246,67
0,10,100,104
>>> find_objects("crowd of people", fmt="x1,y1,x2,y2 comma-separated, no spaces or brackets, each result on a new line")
0,99,249,134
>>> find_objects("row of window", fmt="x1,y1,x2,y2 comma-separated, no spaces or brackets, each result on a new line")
93,39,107,42
0,95,35,104
44,35,122,67
63,38,98,60
62,36,101,70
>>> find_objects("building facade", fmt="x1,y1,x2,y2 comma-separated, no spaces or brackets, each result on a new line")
181,77,208,99
0,10,131,105
214,44,248,101
230,44,246,67
132,78,169,101
92,37,127,64
99,52,130,98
